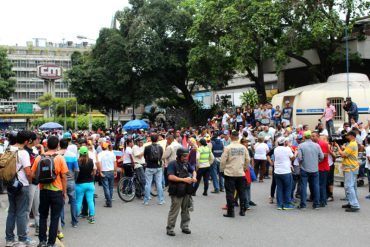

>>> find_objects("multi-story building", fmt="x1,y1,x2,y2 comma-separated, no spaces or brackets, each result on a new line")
0,39,91,129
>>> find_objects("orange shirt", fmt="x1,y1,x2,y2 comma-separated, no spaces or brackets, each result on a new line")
32,153,68,191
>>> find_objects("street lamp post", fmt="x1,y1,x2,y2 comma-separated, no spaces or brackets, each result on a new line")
64,99,69,132
75,101,78,131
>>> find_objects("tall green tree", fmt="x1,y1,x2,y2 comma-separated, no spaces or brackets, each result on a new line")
37,93,87,117
0,47,16,99
271,0,370,83
188,0,283,103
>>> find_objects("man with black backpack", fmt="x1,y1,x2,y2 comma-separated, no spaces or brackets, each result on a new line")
143,133,165,206
4,130,36,247
166,147,197,236
31,136,68,247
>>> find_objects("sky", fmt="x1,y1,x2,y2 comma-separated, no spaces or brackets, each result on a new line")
0,0,130,46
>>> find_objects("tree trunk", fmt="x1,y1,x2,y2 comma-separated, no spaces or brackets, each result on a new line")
256,59,267,103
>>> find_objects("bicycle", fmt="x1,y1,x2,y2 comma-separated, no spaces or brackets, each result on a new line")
117,171,159,202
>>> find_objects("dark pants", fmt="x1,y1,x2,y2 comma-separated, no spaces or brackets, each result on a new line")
367,168,370,193
264,162,270,177
291,174,300,199
319,171,328,205
39,190,64,245
300,170,320,208
327,165,335,197
194,167,210,194
270,168,276,198
135,167,146,194
325,120,335,138
224,176,246,210
275,173,293,208
254,160,266,181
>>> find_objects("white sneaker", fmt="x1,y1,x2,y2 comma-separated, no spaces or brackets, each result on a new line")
5,240,18,247
19,237,37,246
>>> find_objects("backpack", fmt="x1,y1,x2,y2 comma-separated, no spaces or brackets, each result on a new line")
0,149,19,182
35,154,57,184
149,144,161,162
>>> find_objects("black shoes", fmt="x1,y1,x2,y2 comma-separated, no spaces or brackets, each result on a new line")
166,230,176,236
345,207,360,212
203,192,208,196
211,190,219,194
342,204,351,209
182,229,191,234
104,204,112,208
223,210,235,218
249,201,257,206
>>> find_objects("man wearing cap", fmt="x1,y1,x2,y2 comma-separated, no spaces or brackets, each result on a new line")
221,130,250,217
210,133,225,193
343,97,358,125
297,131,324,209
166,147,197,236
222,131,231,147
97,142,117,208
334,131,360,212
282,101,293,126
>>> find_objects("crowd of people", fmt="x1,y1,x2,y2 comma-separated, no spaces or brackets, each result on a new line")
0,96,368,245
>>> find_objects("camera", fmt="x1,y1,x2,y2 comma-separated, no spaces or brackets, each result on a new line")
329,134,346,146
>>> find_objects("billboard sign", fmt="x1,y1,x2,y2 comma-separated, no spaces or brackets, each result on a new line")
37,64,63,80
17,103,33,114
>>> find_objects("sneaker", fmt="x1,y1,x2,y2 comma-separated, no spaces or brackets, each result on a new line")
365,195,370,199
296,205,306,210
277,207,283,210
57,232,64,240
342,204,351,209
103,204,112,208
19,237,37,246
78,214,88,219
158,201,165,205
35,226,39,236
327,196,334,202
202,192,208,196
88,217,96,224
37,241,47,247
283,205,295,210
143,202,149,206
220,189,224,192
210,190,220,194
72,224,78,228
249,201,257,206
5,240,18,247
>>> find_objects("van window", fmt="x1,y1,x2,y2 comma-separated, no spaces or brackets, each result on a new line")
328,98,344,121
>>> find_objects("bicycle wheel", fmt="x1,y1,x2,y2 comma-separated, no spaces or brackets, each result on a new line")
117,177,136,202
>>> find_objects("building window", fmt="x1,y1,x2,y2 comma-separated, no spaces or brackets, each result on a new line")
328,98,344,121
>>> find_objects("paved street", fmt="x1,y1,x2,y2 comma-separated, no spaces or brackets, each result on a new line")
1,180,369,247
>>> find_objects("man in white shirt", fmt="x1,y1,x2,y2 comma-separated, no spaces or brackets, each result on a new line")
97,142,117,208
162,135,181,187
132,136,146,194
222,111,230,130
5,131,36,246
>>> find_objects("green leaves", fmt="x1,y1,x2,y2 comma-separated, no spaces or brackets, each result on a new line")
0,47,16,99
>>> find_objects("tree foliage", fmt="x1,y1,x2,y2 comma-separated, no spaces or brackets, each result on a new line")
0,47,16,99
37,93,88,117
240,88,259,108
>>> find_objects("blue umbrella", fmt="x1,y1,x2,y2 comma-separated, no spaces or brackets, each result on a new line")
39,122,63,130
123,120,149,130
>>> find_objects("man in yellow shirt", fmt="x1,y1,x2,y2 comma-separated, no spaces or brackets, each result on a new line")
335,131,360,212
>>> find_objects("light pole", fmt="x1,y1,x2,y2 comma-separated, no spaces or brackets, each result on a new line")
345,25,350,97
64,99,69,132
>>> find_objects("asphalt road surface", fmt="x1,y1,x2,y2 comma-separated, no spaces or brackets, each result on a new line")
1,180,369,247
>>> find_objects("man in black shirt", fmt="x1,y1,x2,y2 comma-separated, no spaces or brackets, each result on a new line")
143,133,165,205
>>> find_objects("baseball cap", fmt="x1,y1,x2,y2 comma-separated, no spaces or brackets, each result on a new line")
79,146,88,155
277,137,285,145
304,130,312,138
224,130,229,135
63,132,72,139
297,134,303,140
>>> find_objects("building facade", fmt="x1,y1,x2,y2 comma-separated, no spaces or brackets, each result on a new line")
0,40,90,129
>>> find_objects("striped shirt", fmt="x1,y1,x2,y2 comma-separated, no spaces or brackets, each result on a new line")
342,140,359,172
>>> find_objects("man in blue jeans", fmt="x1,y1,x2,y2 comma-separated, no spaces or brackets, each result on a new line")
5,130,36,247
143,133,165,205
97,142,117,208
58,138,79,227
210,133,224,193
297,131,324,209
